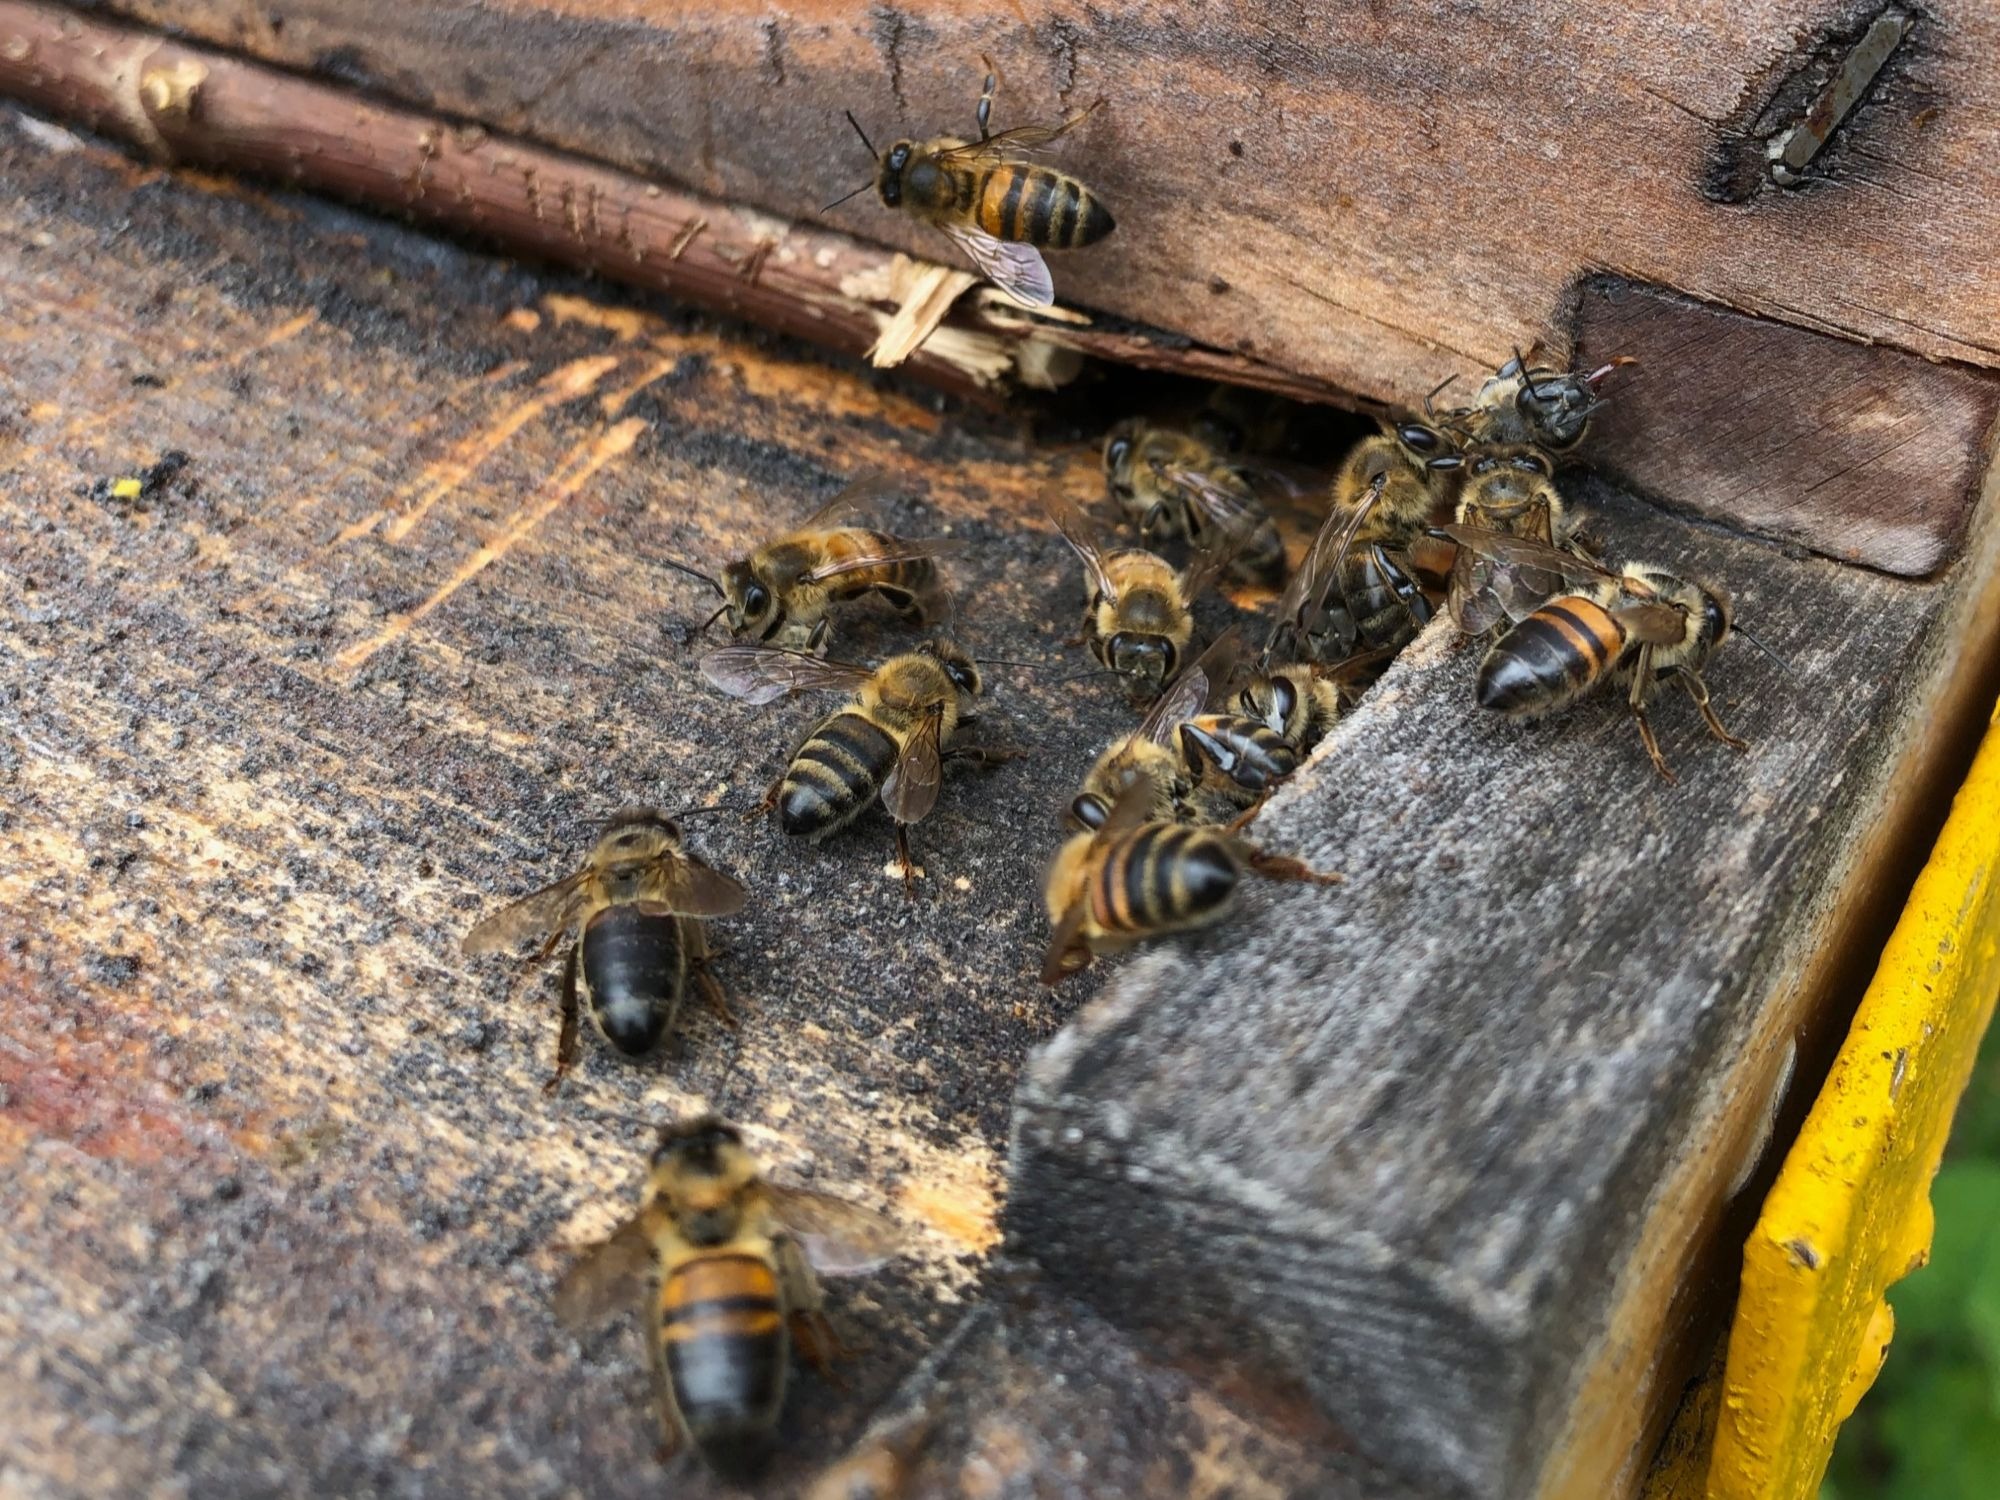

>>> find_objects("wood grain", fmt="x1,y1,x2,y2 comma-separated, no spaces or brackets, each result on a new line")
72,0,2000,406
1010,466,2000,1498
1574,279,2000,577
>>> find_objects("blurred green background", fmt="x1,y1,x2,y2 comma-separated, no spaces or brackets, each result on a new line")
1822,1009,2000,1499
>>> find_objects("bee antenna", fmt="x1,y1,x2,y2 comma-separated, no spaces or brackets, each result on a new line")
699,601,732,636
1514,345,1548,401
1732,622,1795,676
662,557,724,597
1055,666,1121,687
844,110,879,160
819,181,875,215
973,656,1050,670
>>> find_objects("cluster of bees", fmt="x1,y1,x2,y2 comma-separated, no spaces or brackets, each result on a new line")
455,69,1773,1482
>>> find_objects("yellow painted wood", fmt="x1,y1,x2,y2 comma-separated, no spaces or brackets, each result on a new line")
1706,700,2000,1499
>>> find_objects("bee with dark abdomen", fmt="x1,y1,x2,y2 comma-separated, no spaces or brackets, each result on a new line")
1101,420,1287,587
828,62,1113,309
554,1117,903,1477
663,477,958,652
701,640,1012,890
1043,784,1338,983
1434,523,1751,783
462,810,746,1091
1441,351,1634,454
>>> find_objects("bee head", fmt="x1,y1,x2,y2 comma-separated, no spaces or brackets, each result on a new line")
1102,420,1143,495
720,560,777,635
877,140,917,208
1395,420,1460,473
594,808,680,877
652,1115,745,1176
1700,587,1733,649
1108,632,1173,689
921,640,983,699
1513,367,1597,451
1241,672,1298,733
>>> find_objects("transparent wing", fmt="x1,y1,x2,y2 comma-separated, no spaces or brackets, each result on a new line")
1045,492,1118,601
933,126,1068,164
551,1214,656,1330
700,644,875,705
796,472,904,531
1178,532,1242,605
1434,523,1613,629
1098,776,1159,842
660,856,749,919
880,705,945,827
1610,601,1690,646
1157,463,1266,530
1137,630,1239,746
461,869,593,956
943,222,1053,309
801,535,967,585
764,1183,906,1277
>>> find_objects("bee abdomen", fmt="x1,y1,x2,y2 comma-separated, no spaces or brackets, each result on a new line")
977,166,1113,247
579,905,685,1055
1180,716,1300,793
779,711,896,838
1094,823,1241,935
663,1253,788,1470
1345,546,1434,650
824,530,939,606
1478,595,1625,716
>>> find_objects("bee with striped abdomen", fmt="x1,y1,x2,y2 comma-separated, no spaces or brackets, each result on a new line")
554,1117,904,1477
461,809,745,1092
1070,633,1238,830
663,476,958,652
1102,420,1287,588
829,61,1114,309
1048,492,1230,702
1434,523,1751,783
1043,783,1338,983
702,639,1014,891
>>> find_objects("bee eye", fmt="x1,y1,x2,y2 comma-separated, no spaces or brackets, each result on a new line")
1273,679,1298,720
1704,597,1729,642
1071,795,1107,830
1107,438,1132,471
1398,423,1441,454
743,584,770,616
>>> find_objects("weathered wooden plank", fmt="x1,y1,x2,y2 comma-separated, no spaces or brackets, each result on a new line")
1574,279,2000,577
1009,461,2000,1498
0,110,1144,1497
79,0,2000,400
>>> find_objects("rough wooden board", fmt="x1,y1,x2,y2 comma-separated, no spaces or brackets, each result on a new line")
80,0,2000,407
1009,467,2000,1500
1574,279,2000,577
0,110,1190,1497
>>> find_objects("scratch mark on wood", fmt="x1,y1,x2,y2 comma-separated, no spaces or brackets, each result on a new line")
377,353,620,544
334,414,648,675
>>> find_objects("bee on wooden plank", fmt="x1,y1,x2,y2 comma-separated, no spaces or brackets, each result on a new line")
1042,783,1338,984
1047,492,1232,702
555,1116,904,1477
1433,523,1756,783
701,640,1016,892
1439,350,1635,455
663,476,959,652
462,809,746,1092
827,60,1114,309
1101,419,1288,588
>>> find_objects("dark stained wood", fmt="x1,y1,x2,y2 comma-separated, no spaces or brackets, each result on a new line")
75,0,2000,398
1574,279,2000,577
1009,465,2000,1499
0,0,1346,410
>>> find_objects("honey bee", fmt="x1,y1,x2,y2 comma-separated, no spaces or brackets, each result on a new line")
701,640,1012,889
1069,633,1237,829
461,809,746,1091
829,62,1113,309
554,1116,904,1476
1048,492,1229,700
1043,783,1338,983
663,477,958,651
1443,447,1585,636
1101,420,1287,587
1441,351,1634,454
1434,523,1751,783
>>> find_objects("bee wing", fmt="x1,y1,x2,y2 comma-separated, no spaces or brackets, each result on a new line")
1610,600,1691,647
700,644,875,705
1045,492,1119,602
1156,463,1265,531
552,1214,657,1331
800,536,968,586
763,1184,906,1277
1138,629,1239,745
1434,524,1612,628
933,126,1066,164
880,703,945,827
1266,478,1381,658
1178,533,1242,604
461,869,593,955
1098,776,1160,841
660,857,749,919
941,222,1053,310
796,472,904,531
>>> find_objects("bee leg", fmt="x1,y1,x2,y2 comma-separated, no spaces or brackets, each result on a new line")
976,55,997,140
646,1327,688,1463
541,945,582,1096
944,742,1028,769
1245,848,1343,886
896,825,920,899
805,616,830,653
1626,648,1679,785
1684,672,1749,752
790,1309,850,1384
683,920,740,1029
